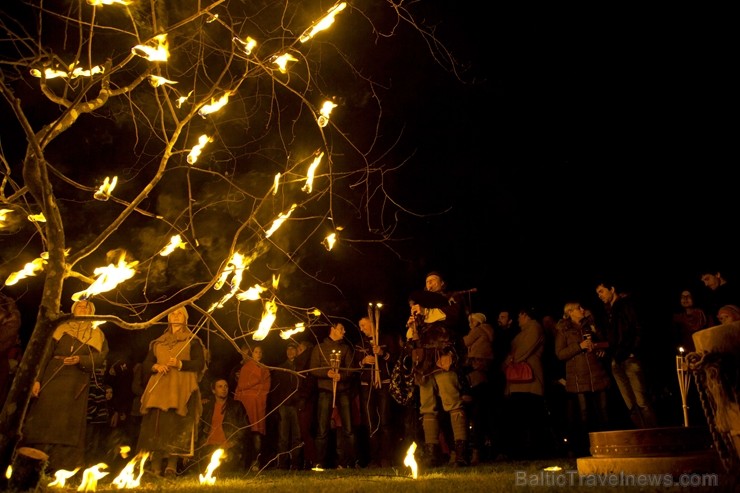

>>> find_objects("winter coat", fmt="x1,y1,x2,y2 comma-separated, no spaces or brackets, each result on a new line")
555,318,611,393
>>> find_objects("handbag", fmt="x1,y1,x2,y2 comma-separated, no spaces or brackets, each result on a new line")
505,361,534,383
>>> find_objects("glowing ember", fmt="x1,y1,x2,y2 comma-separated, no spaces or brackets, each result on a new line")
302,152,324,193
48,467,80,487
71,252,139,301
4,465,11,479
94,176,117,201
404,442,418,479
199,448,224,485
265,204,297,238
111,452,149,489
300,2,347,43
28,213,46,222
253,299,277,341
77,463,108,491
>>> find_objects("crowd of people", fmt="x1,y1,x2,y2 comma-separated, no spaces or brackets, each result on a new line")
2,266,739,480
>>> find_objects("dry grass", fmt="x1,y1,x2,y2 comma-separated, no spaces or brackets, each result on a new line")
49,458,733,493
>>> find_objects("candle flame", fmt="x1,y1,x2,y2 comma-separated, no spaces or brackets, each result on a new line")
48,467,80,487
253,299,277,341
5,257,47,285
198,448,224,485
187,134,213,165
159,234,187,256
302,152,324,193
77,463,108,491
198,92,232,117
273,53,298,74
132,34,169,62
265,204,297,238
111,452,148,488
280,322,305,339
300,2,347,43
71,252,139,301
404,442,418,479
94,176,117,201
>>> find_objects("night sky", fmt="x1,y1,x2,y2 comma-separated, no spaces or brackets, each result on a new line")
1,3,735,375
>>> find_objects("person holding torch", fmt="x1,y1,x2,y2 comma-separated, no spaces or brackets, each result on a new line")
309,323,356,469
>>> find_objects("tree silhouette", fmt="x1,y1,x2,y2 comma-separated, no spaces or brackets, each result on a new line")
0,0,464,474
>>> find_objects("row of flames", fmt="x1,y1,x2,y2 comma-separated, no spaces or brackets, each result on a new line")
5,443,420,489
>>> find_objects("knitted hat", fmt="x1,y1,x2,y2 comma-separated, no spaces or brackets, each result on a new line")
718,304,740,322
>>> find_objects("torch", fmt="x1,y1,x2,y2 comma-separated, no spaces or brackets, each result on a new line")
330,349,341,408
676,347,691,427
368,302,382,388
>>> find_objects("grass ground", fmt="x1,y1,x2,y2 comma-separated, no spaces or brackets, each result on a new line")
40,458,733,493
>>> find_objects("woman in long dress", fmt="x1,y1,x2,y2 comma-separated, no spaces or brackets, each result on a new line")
21,300,108,471
137,306,205,478
234,344,271,471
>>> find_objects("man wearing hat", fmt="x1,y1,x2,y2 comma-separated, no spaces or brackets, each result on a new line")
406,271,469,467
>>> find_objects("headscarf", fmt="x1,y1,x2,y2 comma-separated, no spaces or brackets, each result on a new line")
52,300,106,352
150,306,192,351
718,304,740,323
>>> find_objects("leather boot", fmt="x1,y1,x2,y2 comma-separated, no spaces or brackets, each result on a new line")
453,440,468,467
422,443,441,469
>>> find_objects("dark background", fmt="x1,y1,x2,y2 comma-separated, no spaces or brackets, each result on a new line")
3,3,735,379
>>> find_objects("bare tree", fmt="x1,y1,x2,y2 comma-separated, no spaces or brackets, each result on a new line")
0,0,463,472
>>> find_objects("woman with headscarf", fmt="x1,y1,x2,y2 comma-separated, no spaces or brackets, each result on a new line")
137,306,205,478
21,300,108,471
234,344,271,472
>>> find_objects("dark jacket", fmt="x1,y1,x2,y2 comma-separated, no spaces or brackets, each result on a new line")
604,294,644,363
272,357,300,406
354,333,397,386
199,396,248,447
309,337,354,393
555,318,611,393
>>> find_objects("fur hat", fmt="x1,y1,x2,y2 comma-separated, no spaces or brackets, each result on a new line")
469,313,486,324
718,304,740,322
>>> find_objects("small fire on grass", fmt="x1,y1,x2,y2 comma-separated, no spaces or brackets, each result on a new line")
111,451,149,489
404,441,418,479
48,467,80,488
199,448,224,485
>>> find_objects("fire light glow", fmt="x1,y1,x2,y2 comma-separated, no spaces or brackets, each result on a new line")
198,448,224,485
131,34,169,62
71,252,139,301
159,234,187,256
302,152,324,193
299,2,347,43
94,176,117,201
264,204,297,238
111,452,149,488
77,463,108,491
280,322,305,339
404,441,418,479
48,467,80,488
253,298,277,341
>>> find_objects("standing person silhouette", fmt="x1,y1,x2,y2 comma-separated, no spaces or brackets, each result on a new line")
595,280,657,429
138,306,205,478
406,271,469,467
21,300,108,471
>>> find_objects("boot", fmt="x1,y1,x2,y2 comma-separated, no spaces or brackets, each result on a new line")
421,443,441,469
453,440,468,467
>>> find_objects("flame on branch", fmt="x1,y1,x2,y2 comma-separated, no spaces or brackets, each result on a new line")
187,134,213,165
272,53,298,74
253,298,278,341
159,234,187,256
132,34,169,62
317,100,337,127
87,0,132,5
234,36,257,55
5,257,47,286
93,176,117,201
280,322,305,339
198,92,232,117
302,152,324,193
264,204,297,238
148,75,177,87
300,2,348,43
71,252,139,301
